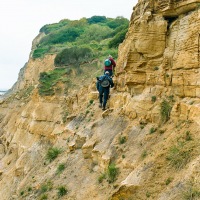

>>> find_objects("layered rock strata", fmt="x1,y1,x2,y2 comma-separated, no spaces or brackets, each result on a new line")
0,0,199,200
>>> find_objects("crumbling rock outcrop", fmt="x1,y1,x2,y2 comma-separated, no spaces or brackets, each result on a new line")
0,0,200,200
117,0,200,98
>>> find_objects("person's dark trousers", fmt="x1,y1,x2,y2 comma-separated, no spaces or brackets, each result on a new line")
104,69,113,77
99,87,110,108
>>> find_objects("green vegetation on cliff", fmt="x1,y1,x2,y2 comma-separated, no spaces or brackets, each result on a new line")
36,16,129,96
54,46,93,67
33,16,129,60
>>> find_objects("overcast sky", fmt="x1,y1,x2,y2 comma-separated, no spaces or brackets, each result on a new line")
0,0,137,90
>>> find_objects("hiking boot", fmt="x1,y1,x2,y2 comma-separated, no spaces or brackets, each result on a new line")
99,104,102,108
102,107,106,111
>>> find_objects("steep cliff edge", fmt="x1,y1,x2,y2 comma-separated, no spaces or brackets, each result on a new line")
0,1,200,200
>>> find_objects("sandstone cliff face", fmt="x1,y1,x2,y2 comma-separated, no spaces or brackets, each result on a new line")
116,0,200,122
117,0,200,96
12,54,56,91
0,1,200,200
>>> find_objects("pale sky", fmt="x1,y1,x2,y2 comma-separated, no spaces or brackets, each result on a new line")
0,0,137,90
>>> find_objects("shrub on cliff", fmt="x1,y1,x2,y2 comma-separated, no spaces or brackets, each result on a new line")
160,99,172,123
54,46,93,67
107,163,119,183
57,186,68,197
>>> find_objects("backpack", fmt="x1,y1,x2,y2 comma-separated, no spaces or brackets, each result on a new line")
100,77,110,87
104,59,111,67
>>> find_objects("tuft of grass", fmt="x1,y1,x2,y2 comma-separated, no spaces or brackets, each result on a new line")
119,136,127,144
98,173,106,183
40,181,53,194
146,191,151,198
141,150,148,159
85,110,90,115
23,86,35,98
46,147,62,162
140,124,145,129
154,66,159,70
87,118,91,122
160,100,172,123
189,101,194,105
165,73,170,78
166,144,191,170
183,188,200,200
56,163,65,174
57,186,67,197
151,96,157,103
185,131,192,141
168,95,174,102
159,129,165,134
107,163,119,183
165,177,173,185
62,111,68,123
89,99,94,104
40,194,48,200
183,185,200,200
87,99,94,108
27,187,32,192
149,127,157,134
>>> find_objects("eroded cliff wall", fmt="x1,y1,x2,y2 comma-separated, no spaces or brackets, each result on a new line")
0,1,199,200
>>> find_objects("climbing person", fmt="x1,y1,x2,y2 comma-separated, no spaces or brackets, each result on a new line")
104,55,116,77
97,71,114,111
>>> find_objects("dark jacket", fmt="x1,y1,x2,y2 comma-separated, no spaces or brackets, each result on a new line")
96,77,100,91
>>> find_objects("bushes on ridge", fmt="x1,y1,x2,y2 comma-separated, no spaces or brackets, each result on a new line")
40,19,70,34
33,16,129,58
106,17,129,29
108,27,128,48
87,16,107,24
76,24,113,43
40,27,82,45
